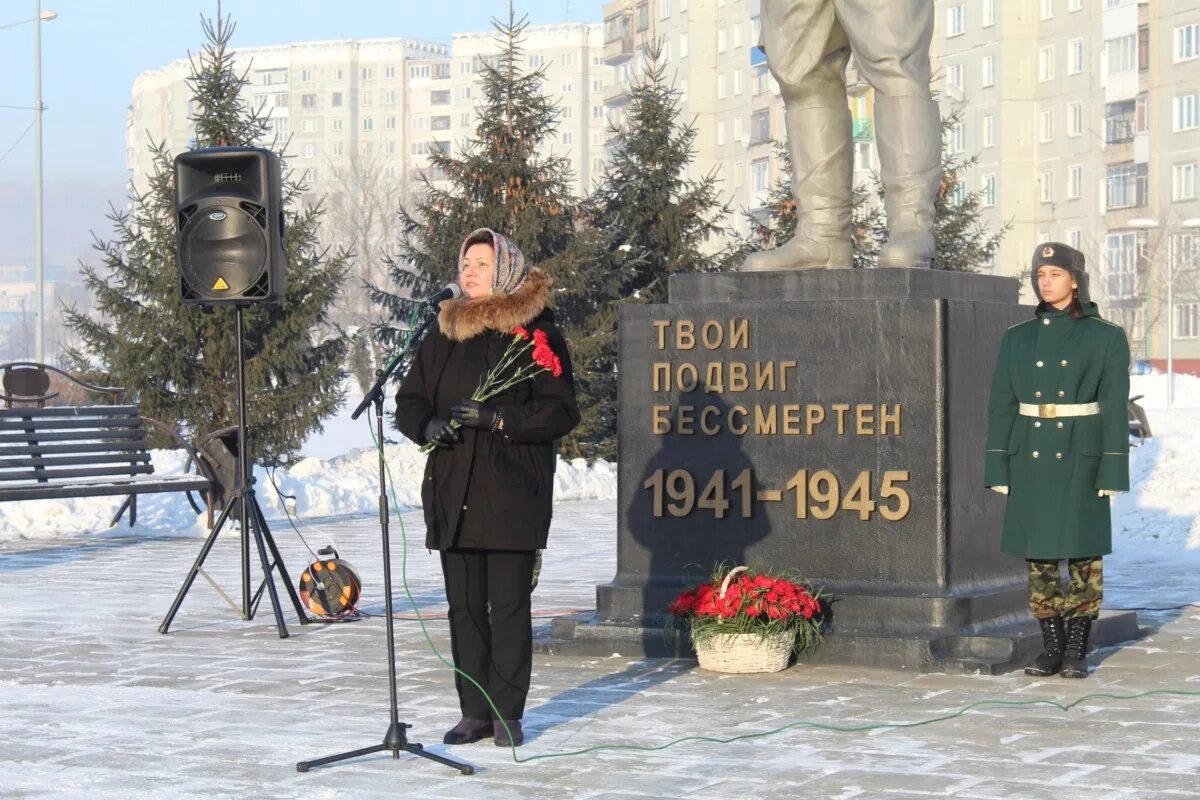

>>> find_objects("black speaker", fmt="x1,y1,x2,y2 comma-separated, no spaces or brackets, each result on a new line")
174,146,285,305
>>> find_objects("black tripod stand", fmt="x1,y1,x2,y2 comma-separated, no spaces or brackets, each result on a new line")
297,309,471,775
160,306,310,638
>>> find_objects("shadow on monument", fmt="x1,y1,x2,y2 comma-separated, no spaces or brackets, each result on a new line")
622,390,773,657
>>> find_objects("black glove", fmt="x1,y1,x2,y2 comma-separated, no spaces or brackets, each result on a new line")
422,416,460,448
451,399,505,433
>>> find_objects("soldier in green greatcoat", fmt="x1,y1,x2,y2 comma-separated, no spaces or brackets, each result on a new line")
985,242,1130,679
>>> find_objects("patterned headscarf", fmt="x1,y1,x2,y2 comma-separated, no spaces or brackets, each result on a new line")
458,228,528,295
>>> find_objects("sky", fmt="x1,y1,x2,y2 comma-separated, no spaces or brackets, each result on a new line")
0,0,597,186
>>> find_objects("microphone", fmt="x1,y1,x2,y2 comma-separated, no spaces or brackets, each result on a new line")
422,283,462,306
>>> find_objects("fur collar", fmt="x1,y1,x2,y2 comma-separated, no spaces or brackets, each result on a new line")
437,267,552,342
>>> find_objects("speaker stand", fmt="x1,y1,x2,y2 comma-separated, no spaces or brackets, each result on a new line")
159,306,309,638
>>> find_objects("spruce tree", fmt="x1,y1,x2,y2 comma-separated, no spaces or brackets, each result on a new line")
63,10,348,466
562,38,734,459
369,9,584,353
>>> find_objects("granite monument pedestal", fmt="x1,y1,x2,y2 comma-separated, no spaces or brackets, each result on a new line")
538,270,1138,672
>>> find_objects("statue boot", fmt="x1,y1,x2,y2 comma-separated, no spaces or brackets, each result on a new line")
874,94,941,269
741,104,853,271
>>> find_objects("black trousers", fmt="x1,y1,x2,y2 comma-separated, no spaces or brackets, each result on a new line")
440,548,536,721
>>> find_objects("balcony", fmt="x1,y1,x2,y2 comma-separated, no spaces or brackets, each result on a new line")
852,118,874,141
604,12,635,65
1105,119,1135,145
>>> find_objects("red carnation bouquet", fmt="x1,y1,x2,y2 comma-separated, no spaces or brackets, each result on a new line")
668,563,824,653
419,325,563,453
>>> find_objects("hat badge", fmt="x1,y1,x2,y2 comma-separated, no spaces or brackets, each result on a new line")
1042,245,1055,258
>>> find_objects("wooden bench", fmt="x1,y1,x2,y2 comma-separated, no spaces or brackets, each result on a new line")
0,362,214,527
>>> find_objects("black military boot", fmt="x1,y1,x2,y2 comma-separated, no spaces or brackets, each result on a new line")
1060,616,1093,679
1024,616,1066,676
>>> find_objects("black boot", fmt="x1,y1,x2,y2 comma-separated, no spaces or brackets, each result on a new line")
493,719,524,748
1060,616,1093,679
1024,616,1066,676
442,717,492,745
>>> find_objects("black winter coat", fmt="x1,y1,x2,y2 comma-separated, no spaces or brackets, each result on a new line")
394,268,581,551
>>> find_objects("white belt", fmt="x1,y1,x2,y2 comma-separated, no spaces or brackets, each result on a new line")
1018,402,1099,419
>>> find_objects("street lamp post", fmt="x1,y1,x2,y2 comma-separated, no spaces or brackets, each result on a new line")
34,0,45,362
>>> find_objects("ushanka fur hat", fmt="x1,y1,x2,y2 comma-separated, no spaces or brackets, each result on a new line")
458,228,529,295
1030,241,1091,304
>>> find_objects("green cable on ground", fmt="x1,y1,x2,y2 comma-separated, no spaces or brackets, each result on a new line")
368,329,1200,763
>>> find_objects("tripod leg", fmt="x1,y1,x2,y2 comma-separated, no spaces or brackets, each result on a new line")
247,491,290,639
159,497,237,633
252,499,311,624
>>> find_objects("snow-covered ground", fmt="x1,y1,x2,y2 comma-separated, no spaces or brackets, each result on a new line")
2,372,1197,553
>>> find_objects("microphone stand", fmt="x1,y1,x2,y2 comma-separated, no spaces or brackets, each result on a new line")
298,308,471,775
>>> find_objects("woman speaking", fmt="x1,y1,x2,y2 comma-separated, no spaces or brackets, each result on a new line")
395,228,579,747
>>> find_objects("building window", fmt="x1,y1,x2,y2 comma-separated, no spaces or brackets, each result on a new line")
561,106,573,119
362,117,373,132
410,65,430,80
733,22,743,48
331,141,343,156
431,90,451,105
947,4,965,37
302,143,315,158
982,114,995,147
1039,170,1053,203
1068,164,1082,199
385,116,396,130
301,118,317,133
947,63,964,92
1068,102,1083,137
593,104,604,120
412,116,429,130
384,65,396,80
301,68,312,83
332,119,343,131
982,0,995,27
733,70,743,95
1039,46,1055,81
362,67,374,81
1068,38,1084,74
562,81,574,94
459,86,472,100
529,54,544,68
593,78,604,93
562,52,574,66
750,109,770,144
851,141,871,171
717,74,727,99
331,92,343,107
333,68,343,81
1105,99,1136,143
561,131,572,145
1177,304,1200,339
1068,0,1082,10
982,174,996,207
752,158,769,192
1176,23,1200,62
1067,228,1082,249
1105,162,1148,209
461,111,472,126
1105,232,1137,299
660,0,671,19
1040,0,1053,20
1174,94,1199,131
1174,163,1198,201
680,32,689,59
301,94,317,109
384,140,395,155
1106,35,1136,74
718,28,727,52
981,55,995,87
948,122,966,153
361,92,372,107
1039,109,1054,142
717,120,726,146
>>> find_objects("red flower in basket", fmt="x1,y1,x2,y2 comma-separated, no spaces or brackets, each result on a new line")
668,564,824,672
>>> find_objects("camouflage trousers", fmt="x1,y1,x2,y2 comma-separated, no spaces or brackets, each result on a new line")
1027,558,1103,620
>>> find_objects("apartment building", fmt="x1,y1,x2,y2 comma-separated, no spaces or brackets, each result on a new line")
934,0,1200,370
